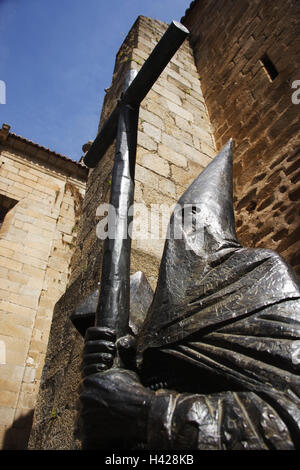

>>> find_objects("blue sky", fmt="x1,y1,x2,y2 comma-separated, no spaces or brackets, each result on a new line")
0,0,191,161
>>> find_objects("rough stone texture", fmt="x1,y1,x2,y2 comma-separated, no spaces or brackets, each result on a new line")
26,278,84,450
28,15,215,449
0,133,87,449
183,0,300,275
133,16,216,263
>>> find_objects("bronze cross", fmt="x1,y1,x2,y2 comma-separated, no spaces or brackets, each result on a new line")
83,21,189,364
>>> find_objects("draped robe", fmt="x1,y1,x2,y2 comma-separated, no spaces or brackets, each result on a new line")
136,141,300,449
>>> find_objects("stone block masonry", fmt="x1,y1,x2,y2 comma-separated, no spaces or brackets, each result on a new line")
183,0,300,275
28,15,216,449
0,129,87,449
134,16,216,260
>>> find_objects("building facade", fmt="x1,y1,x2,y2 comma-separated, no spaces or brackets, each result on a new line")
0,123,87,449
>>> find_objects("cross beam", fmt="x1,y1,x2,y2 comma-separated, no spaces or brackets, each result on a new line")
95,69,139,343
83,21,189,365
84,21,189,168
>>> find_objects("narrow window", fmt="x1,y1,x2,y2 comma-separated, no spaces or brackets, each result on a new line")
0,194,18,229
260,54,279,82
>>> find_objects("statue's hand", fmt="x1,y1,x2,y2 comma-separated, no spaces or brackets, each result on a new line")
79,368,154,447
116,334,137,370
82,327,138,376
82,326,116,376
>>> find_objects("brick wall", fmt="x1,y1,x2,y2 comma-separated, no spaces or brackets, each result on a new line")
0,140,86,449
183,0,300,274
28,15,216,449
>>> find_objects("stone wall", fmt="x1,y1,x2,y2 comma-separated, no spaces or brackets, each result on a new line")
133,16,216,272
183,0,300,275
28,16,216,449
0,134,87,449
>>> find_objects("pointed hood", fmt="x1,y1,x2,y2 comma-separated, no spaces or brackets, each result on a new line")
137,140,241,353
177,138,238,253
137,140,300,357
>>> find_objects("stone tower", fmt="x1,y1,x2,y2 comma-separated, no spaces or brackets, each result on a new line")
28,0,299,449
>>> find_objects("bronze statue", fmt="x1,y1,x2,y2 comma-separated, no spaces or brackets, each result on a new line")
73,19,300,451
76,141,300,450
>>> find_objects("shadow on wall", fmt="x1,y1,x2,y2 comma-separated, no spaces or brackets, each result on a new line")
3,410,34,450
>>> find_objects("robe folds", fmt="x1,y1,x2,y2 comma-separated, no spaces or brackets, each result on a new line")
142,248,300,449
137,141,300,449
77,141,300,450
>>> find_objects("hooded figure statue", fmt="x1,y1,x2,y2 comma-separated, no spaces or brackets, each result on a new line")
78,141,300,450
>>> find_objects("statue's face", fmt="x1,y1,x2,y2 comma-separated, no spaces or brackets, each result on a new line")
172,202,224,256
